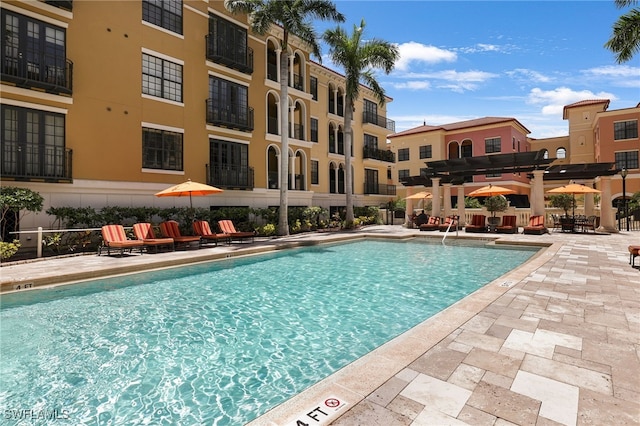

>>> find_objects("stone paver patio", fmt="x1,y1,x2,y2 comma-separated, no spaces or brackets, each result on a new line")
1,226,639,425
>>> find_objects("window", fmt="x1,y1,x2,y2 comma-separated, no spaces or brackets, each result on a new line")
310,118,318,142
210,139,250,187
310,76,318,101
485,137,501,154
142,53,183,102
398,148,409,161
398,169,410,180
614,120,638,140
311,160,319,184
207,14,251,73
1,10,70,93
143,0,183,34
1,105,67,179
485,173,502,178
364,134,378,149
364,169,379,194
142,127,183,171
556,147,566,159
419,145,432,159
208,76,251,130
615,151,639,169
363,99,378,124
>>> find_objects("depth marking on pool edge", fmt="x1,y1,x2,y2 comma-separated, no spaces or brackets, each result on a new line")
499,280,515,287
284,396,348,426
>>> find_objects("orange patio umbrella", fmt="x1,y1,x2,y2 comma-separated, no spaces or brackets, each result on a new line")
404,190,433,200
547,183,600,217
468,184,516,197
155,179,223,209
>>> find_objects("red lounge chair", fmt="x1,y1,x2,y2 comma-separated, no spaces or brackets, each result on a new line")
193,220,230,246
465,214,487,233
439,216,459,232
159,221,201,249
100,225,144,256
217,220,255,243
523,215,548,235
133,223,174,253
496,215,518,234
629,245,640,268
419,216,440,231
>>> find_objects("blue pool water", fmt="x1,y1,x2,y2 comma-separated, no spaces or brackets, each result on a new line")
0,239,537,425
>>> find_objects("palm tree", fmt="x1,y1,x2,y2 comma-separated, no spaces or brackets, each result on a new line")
322,19,399,224
225,0,344,236
605,0,640,63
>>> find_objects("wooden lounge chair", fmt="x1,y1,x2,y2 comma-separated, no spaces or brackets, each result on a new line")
523,215,548,235
419,216,440,231
439,215,459,232
132,223,174,253
159,220,201,249
465,214,487,233
217,220,255,243
193,220,230,246
100,224,144,256
496,215,518,234
629,245,640,268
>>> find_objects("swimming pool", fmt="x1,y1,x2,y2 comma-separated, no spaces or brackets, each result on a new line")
0,239,537,425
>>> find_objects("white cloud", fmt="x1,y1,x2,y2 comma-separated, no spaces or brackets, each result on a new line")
394,42,457,71
506,68,553,83
527,87,616,116
581,65,640,88
391,81,431,90
394,70,498,93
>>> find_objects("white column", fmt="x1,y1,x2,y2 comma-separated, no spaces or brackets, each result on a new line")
333,89,338,115
457,185,466,224
584,180,595,216
275,48,282,82
531,170,545,217
597,176,618,232
442,183,452,217
289,152,295,190
406,188,415,227
431,178,441,218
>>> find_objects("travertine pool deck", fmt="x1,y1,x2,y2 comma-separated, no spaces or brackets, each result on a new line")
1,226,639,425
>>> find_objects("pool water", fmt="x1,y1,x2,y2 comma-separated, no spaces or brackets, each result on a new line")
0,239,537,425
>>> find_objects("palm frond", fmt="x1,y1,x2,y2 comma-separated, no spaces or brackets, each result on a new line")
605,8,640,63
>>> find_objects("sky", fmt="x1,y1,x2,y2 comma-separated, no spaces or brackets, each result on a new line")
313,1,640,139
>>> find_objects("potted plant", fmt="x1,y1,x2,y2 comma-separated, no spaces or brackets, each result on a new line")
548,194,574,218
484,195,508,228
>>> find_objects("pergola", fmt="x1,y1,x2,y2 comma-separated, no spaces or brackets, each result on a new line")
400,150,620,232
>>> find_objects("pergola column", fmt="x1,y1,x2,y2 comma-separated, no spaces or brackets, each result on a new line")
443,183,452,217
584,179,595,216
531,170,546,217
405,188,415,227
457,184,466,224
431,178,441,218
597,176,617,233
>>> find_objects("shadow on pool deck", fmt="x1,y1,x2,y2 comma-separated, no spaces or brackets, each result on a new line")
1,226,639,425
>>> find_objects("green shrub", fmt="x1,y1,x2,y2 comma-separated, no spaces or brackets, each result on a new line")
0,240,21,260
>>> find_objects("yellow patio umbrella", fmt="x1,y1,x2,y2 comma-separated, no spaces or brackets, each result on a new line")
404,190,433,209
547,183,600,217
468,184,516,197
155,179,224,209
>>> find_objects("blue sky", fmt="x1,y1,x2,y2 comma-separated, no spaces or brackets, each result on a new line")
314,1,640,139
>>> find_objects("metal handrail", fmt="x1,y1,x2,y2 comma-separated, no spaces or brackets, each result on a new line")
9,226,113,258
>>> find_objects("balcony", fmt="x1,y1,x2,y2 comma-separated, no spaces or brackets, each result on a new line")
205,35,253,74
42,0,73,11
1,144,72,182
206,100,254,132
363,111,395,132
2,58,73,95
207,164,254,190
290,73,303,91
364,182,396,196
289,124,304,140
363,146,396,163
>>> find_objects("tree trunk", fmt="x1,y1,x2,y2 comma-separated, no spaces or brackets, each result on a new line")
344,96,354,223
278,50,290,236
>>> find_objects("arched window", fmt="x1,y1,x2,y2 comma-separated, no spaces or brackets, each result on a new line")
461,139,473,158
293,150,306,190
448,141,460,159
266,39,278,82
556,147,566,159
542,149,549,159
267,146,279,189
266,92,279,135
329,162,337,193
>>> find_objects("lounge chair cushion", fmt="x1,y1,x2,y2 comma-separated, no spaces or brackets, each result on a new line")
496,215,518,234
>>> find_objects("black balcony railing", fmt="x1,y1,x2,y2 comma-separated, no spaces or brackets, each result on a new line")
267,116,278,135
363,111,395,132
290,124,304,140
290,73,303,91
43,0,73,11
207,164,254,190
205,35,253,74
206,100,254,132
267,62,277,81
2,57,73,95
363,146,396,163
364,182,396,195
1,143,72,182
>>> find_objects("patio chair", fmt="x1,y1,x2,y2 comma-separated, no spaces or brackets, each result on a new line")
419,216,440,231
159,220,201,249
629,245,640,268
439,215,459,232
217,220,256,243
523,215,548,235
132,223,174,253
464,214,487,233
193,220,230,246
100,224,144,256
580,215,597,233
496,215,518,234
551,214,562,232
